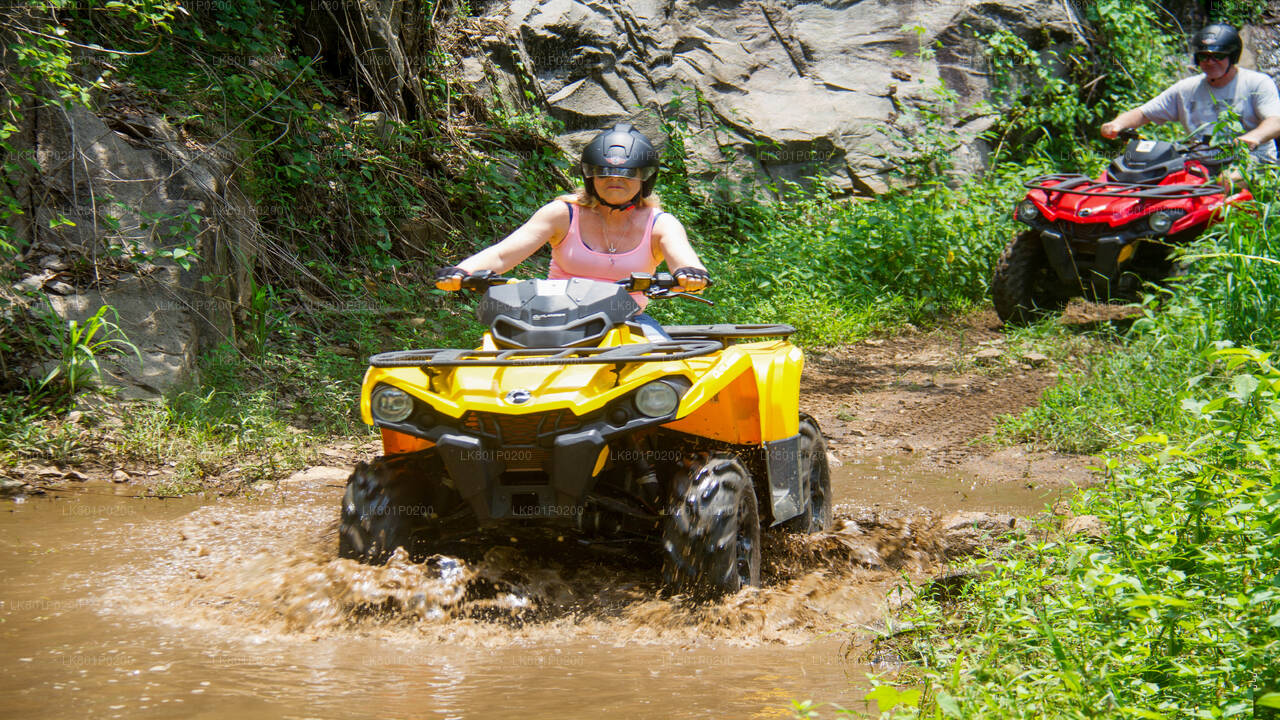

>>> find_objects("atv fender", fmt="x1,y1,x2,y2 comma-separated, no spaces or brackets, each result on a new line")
665,341,806,524
1039,230,1080,283
667,342,802,444
764,433,803,525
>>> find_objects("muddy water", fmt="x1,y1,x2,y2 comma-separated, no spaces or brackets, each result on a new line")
1,485,881,719
0,457,1058,719
832,454,1065,518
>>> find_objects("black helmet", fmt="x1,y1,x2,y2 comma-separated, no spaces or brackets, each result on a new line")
580,123,660,207
1191,23,1242,65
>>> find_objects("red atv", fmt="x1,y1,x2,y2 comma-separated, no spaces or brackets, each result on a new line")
991,130,1251,325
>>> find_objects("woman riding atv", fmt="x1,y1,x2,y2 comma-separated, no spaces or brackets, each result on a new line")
433,123,710,339
349,124,830,597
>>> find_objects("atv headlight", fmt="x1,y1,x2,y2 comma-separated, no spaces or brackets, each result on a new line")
1148,211,1175,234
634,381,679,418
1017,200,1041,223
371,385,414,423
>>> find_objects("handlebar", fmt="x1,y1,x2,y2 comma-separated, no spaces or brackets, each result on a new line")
456,270,713,304
1112,129,1234,168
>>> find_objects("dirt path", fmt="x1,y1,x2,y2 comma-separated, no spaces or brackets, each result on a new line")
803,309,1093,512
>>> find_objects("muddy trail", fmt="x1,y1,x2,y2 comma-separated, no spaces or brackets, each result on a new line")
1,311,1095,719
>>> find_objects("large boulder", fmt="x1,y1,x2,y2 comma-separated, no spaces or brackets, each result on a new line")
7,101,257,398
470,0,1085,194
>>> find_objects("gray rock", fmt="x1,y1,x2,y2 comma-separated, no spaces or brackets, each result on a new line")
280,466,352,486
1062,514,1105,539
46,274,198,398
39,255,69,271
942,511,1017,534
973,347,1003,363
13,273,50,294
941,511,1018,555
475,0,1082,194
1021,351,1050,366
9,99,260,398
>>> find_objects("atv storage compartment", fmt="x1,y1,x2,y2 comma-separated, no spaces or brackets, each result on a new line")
1107,139,1184,184
479,278,640,349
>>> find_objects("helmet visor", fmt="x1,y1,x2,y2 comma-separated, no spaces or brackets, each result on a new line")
582,163,656,180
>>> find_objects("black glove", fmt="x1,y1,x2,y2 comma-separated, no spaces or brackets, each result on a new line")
672,266,712,288
434,265,468,283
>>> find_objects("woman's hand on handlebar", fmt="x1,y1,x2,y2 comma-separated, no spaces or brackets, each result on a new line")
434,266,468,292
673,266,711,292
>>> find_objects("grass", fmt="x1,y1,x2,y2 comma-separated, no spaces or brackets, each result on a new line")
844,348,1280,719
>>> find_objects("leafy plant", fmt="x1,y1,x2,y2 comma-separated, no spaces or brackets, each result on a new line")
38,304,141,396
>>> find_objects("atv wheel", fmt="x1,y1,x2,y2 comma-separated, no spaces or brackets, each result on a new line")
781,413,833,533
338,450,445,564
662,454,761,597
991,230,1070,326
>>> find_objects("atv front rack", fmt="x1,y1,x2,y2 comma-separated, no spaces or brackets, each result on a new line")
369,340,724,368
1026,173,1225,200
663,323,795,339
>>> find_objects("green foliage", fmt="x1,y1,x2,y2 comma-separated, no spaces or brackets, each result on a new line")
860,98,1280,720
0,1,182,253
0,394,84,465
1176,166,1280,350
1210,0,1270,26
112,389,319,493
981,0,1182,165
107,0,569,277
861,349,1280,719
38,303,140,396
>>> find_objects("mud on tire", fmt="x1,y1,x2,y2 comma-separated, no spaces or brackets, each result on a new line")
338,449,454,564
780,413,833,533
661,454,761,597
991,230,1070,326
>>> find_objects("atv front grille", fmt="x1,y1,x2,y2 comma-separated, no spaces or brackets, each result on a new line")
459,409,581,470
460,409,580,444
1055,220,1122,240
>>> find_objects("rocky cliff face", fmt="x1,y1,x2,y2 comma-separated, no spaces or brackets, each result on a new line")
468,0,1087,194
4,98,257,397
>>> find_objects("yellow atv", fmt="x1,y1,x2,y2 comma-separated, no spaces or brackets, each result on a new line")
340,271,831,596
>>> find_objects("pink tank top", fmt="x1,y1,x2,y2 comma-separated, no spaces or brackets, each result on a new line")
548,202,662,309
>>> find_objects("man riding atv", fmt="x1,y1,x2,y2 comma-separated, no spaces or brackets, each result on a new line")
1100,23,1280,162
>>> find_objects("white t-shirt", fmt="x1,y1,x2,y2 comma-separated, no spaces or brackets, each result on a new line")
1140,67,1280,162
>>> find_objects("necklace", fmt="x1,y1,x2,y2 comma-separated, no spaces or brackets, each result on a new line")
603,220,617,253
598,212,625,254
